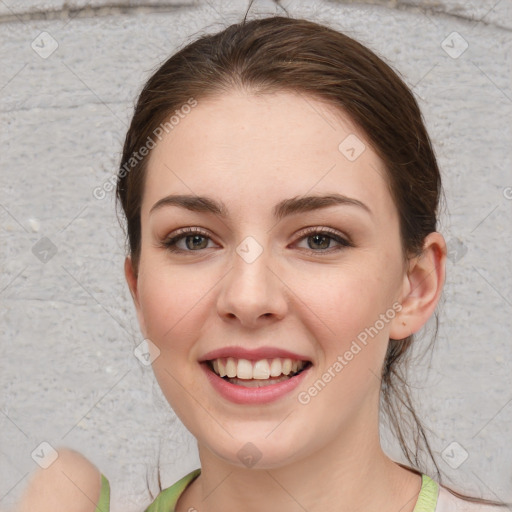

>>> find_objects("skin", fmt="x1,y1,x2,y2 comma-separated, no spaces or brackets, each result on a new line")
124,90,446,512
10,93,445,512
14,448,102,512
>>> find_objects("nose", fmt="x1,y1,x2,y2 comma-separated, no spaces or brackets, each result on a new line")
216,243,288,329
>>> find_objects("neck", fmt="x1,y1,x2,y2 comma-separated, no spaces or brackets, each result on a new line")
178,415,422,512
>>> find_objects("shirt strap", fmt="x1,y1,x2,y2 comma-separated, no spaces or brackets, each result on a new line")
145,469,201,512
94,473,110,512
413,474,439,512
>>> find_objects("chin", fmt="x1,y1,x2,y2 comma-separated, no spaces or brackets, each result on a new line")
202,436,308,471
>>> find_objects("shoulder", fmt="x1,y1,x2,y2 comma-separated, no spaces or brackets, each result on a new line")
14,447,103,512
436,485,508,512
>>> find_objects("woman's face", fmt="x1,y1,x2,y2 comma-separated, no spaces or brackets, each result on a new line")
127,91,410,468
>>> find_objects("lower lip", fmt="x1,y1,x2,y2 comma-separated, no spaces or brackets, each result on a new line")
200,362,311,404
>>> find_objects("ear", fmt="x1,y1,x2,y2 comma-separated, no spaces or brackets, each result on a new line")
124,256,147,338
389,232,446,340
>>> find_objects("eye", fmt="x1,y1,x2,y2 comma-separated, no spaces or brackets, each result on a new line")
161,227,217,253
160,226,352,255
294,227,352,255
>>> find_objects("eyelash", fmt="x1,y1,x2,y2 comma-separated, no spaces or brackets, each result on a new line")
161,226,353,256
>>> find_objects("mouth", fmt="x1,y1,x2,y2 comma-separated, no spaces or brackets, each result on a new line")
204,357,313,388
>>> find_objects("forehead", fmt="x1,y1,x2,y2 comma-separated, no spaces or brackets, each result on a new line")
141,91,395,222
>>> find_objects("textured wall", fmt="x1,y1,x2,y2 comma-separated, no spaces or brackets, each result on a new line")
1,1,511,510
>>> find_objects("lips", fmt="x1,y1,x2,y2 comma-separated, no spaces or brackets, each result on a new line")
198,346,313,402
199,346,312,363
199,346,312,381
200,356,312,404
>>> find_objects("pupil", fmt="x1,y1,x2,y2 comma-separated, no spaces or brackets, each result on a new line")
310,234,329,250
186,235,207,250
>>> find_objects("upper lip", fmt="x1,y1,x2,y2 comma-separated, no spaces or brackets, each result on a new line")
199,346,312,363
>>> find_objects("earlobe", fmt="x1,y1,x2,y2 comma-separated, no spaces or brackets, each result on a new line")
390,232,446,340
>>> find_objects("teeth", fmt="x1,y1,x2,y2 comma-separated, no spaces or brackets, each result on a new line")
217,359,227,378
237,359,253,379
253,360,270,379
269,358,282,377
209,357,307,380
227,375,294,387
225,357,237,378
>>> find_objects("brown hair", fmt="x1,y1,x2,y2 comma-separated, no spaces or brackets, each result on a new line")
116,11,507,507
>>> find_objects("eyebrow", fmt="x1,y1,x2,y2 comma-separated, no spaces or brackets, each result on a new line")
149,193,372,220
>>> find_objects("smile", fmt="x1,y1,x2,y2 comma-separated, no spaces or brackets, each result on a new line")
201,356,313,404
208,357,310,384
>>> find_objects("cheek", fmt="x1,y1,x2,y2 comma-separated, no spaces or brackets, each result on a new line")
310,263,398,327
301,290,392,413
299,256,401,367
136,264,212,414
137,261,210,345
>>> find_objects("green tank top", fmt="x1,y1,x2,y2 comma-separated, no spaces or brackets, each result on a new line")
95,469,438,512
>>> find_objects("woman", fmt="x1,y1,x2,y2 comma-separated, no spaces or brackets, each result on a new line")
15,12,508,512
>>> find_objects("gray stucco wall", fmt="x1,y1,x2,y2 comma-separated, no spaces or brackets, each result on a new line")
1,1,511,510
